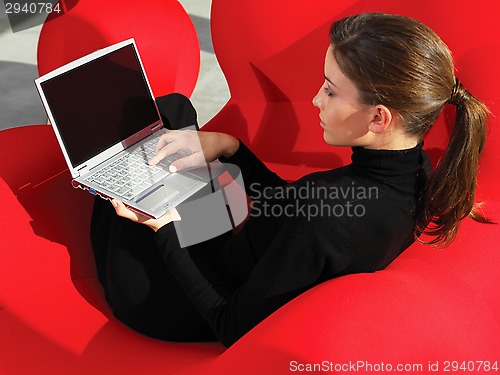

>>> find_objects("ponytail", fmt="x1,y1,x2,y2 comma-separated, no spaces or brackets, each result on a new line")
328,13,493,247
415,78,493,247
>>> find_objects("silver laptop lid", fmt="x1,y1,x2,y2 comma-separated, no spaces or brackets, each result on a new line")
35,39,163,178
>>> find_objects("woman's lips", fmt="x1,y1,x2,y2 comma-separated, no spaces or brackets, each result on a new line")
320,119,326,128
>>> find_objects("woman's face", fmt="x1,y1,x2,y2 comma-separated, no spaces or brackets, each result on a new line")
312,47,373,147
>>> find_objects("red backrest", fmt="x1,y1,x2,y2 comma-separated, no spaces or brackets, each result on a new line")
0,126,97,304
37,0,200,98
0,3,207,369
203,1,500,371
205,0,500,202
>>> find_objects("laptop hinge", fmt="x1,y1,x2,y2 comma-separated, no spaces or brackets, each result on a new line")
77,164,90,177
151,123,163,133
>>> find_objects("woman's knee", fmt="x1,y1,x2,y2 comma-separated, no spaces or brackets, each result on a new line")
155,93,199,130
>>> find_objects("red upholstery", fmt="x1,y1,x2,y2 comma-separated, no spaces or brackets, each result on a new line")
1,0,499,374
204,0,500,197
0,126,223,375
204,0,500,371
37,0,200,98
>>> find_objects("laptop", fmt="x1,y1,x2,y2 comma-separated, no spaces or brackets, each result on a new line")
35,38,219,219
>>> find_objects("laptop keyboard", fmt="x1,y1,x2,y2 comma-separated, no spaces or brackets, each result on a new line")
85,137,190,201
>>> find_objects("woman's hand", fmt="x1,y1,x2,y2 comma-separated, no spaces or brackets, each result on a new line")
148,130,239,172
112,199,181,232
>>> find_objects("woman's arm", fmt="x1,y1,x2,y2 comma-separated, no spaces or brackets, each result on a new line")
148,130,239,168
112,181,353,347
219,140,288,200
148,129,288,199
153,201,352,347
153,215,322,347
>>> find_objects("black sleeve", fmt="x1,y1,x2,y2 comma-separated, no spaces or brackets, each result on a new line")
154,212,333,348
219,140,288,200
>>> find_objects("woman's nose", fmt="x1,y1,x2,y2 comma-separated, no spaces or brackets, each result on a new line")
312,91,322,108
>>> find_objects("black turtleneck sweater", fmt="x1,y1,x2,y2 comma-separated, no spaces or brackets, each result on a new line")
154,140,431,347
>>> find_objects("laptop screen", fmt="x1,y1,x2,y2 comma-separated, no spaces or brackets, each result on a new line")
40,44,160,168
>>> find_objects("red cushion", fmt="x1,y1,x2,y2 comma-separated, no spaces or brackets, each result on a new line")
3,0,499,373
37,0,200,98
401,202,500,322
0,126,224,374
202,0,500,372
0,126,95,287
205,0,500,195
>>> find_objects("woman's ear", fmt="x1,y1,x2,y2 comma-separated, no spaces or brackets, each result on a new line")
368,104,393,134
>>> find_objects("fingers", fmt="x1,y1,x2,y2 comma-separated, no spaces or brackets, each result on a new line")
154,129,198,155
154,130,177,154
111,199,180,232
149,140,185,166
149,129,205,171
169,207,181,221
112,199,143,222
169,152,205,173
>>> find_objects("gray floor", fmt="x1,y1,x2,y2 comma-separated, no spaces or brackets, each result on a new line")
0,0,229,131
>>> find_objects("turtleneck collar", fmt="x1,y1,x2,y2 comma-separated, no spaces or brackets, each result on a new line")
350,142,426,194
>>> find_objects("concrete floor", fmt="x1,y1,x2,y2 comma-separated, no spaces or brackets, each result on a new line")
0,0,229,131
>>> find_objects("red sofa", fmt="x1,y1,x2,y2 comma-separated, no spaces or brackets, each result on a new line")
1,0,499,374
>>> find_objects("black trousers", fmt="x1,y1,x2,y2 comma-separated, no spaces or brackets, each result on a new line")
90,93,216,342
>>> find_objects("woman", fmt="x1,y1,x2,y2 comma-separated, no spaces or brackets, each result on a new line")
91,13,490,347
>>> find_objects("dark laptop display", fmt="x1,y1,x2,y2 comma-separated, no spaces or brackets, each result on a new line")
35,39,216,220
39,44,160,167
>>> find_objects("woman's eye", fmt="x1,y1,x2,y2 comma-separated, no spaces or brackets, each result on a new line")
323,87,334,97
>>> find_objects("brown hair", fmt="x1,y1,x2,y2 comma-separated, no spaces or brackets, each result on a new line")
330,13,491,247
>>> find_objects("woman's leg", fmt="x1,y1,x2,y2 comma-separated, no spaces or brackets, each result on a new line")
155,92,199,131
91,198,215,341
90,93,215,341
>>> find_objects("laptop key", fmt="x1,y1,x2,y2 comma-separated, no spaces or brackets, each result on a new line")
116,186,131,196
122,191,135,200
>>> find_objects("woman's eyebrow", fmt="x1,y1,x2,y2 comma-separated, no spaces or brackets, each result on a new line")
324,75,338,88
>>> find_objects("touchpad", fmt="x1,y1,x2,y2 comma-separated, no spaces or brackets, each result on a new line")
172,174,201,189
136,185,180,211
